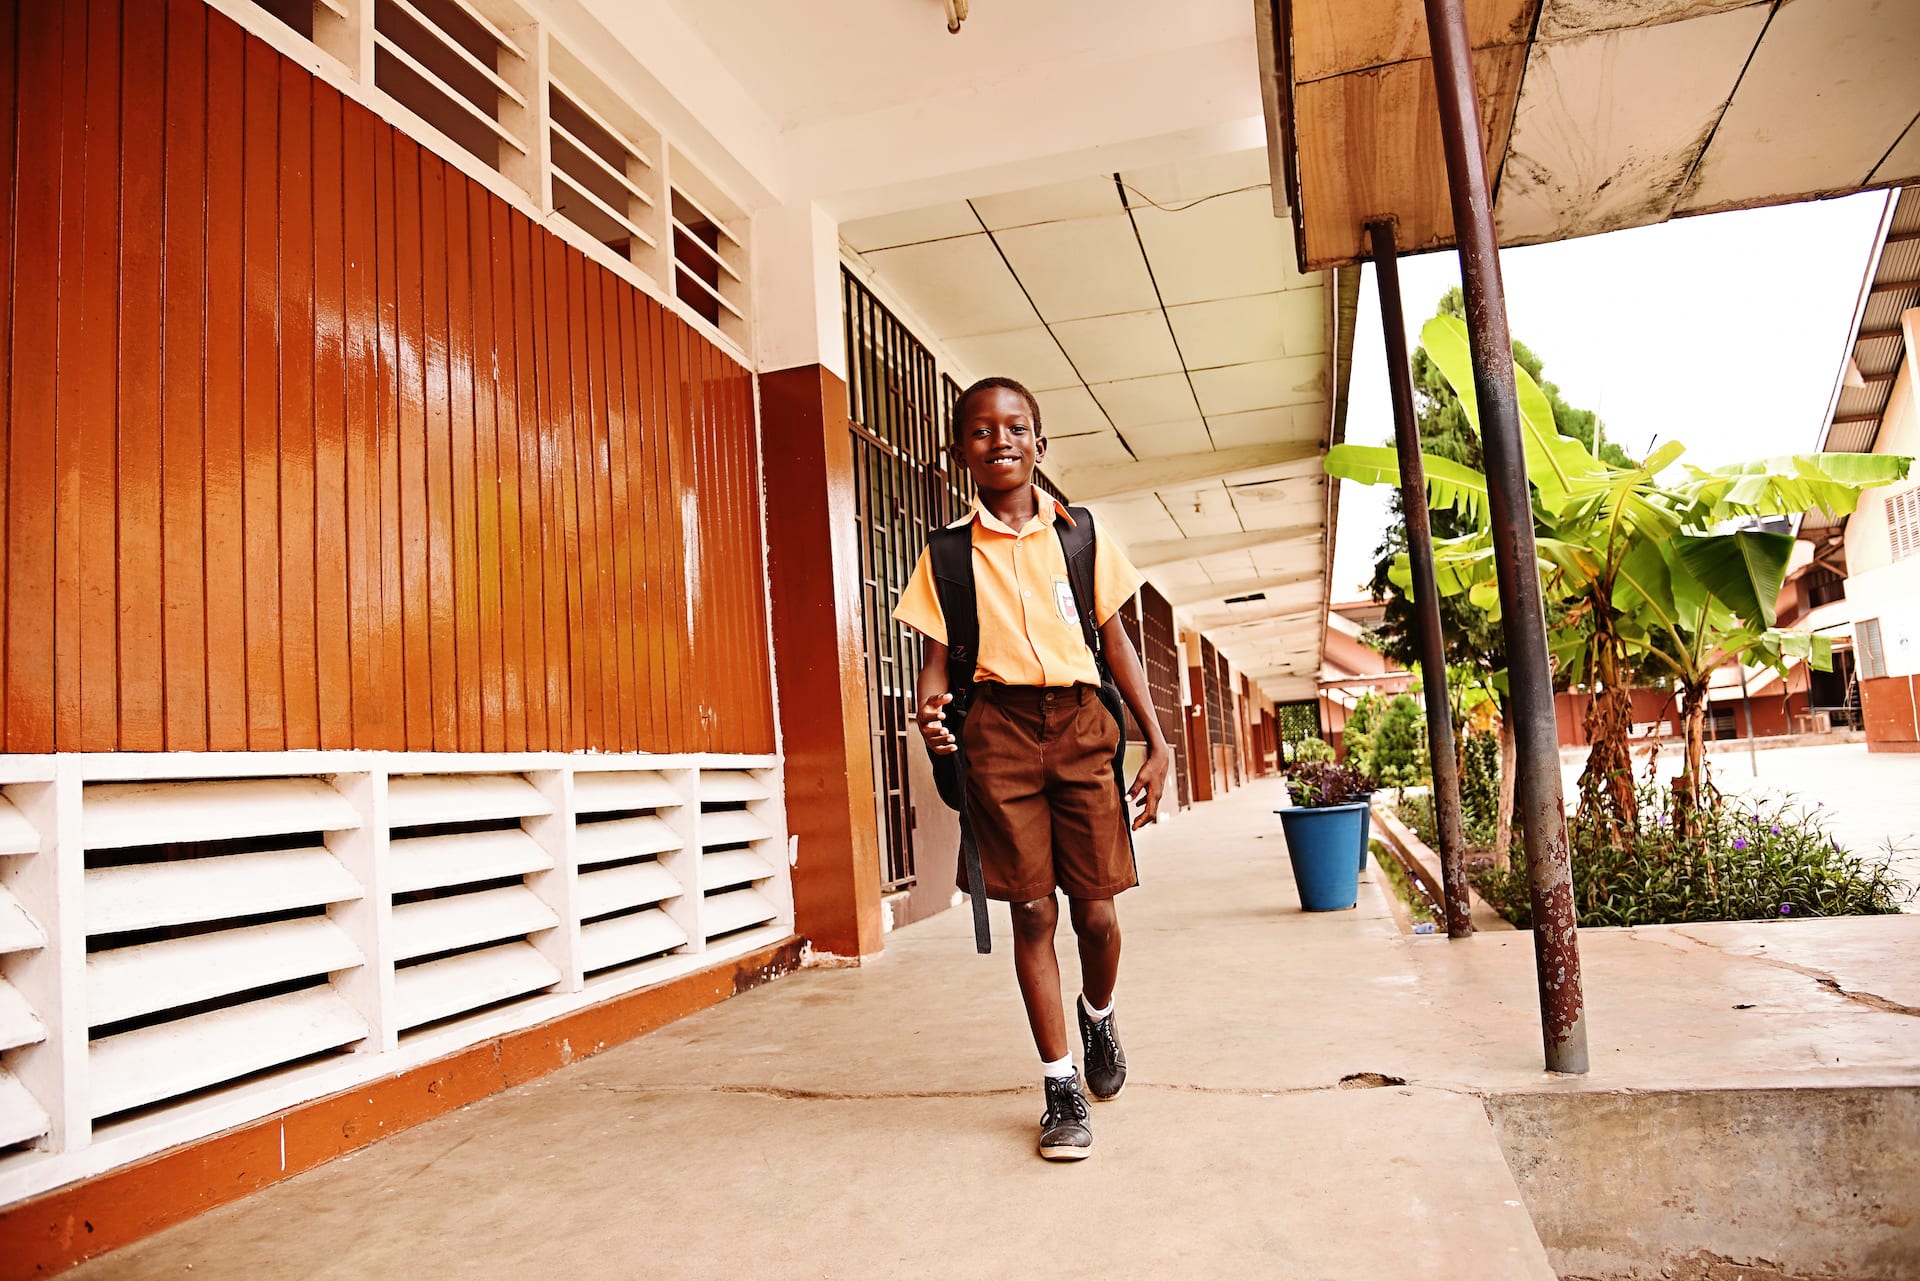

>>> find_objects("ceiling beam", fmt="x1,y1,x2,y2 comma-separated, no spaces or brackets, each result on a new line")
1165,568,1324,607
1198,605,1324,631
1063,441,1322,501
1131,523,1323,568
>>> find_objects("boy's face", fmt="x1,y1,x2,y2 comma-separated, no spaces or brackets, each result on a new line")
952,386,1046,496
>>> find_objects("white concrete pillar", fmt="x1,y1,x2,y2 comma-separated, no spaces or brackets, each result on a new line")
751,200,845,380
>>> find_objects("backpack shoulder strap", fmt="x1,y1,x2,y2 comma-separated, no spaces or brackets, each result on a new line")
928,523,978,690
1057,506,1102,663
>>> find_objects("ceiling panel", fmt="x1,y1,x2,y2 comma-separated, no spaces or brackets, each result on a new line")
1678,0,1920,213
971,176,1125,230
1087,494,1187,543
1190,355,1329,416
1873,115,1920,185
841,201,980,252
1497,7,1767,243
1228,474,1325,530
994,214,1159,321
1250,535,1326,574
1090,373,1203,428
1206,404,1324,449
1033,383,1113,437
1119,149,1273,209
1536,0,1758,42
1127,418,1215,459
944,327,1081,390
1166,294,1286,369
861,235,1035,337
1041,429,1135,471
1167,487,1244,538
1050,310,1185,383
1132,187,1304,305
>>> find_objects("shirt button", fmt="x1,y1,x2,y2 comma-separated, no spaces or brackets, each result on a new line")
1023,590,1031,598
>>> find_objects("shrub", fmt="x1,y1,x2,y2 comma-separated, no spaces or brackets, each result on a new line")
1459,730,1500,848
1343,692,1383,777
1290,735,1335,765
1373,694,1429,792
1284,760,1374,809
1470,787,1912,928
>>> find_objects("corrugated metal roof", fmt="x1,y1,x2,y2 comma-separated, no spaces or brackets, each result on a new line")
1803,186,1915,543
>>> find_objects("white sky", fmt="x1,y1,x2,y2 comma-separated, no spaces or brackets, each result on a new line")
1329,190,1894,600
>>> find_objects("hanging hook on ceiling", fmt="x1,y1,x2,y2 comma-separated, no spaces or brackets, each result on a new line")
945,0,969,34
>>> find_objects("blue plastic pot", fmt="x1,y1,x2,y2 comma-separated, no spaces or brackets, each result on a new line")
1276,802,1368,911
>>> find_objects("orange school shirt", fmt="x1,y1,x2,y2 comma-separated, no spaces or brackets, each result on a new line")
892,490,1144,688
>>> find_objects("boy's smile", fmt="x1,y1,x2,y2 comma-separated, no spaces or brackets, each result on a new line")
954,385,1046,496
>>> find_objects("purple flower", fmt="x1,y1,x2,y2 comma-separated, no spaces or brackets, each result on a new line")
1770,824,1781,835
1733,837,1748,851
1780,903,1793,916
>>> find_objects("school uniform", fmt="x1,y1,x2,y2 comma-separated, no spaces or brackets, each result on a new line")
893,489,1144,902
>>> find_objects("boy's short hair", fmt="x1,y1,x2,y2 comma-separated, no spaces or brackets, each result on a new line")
950,376,1043,443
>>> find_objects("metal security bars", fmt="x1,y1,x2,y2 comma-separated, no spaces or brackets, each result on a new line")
845,273,956,892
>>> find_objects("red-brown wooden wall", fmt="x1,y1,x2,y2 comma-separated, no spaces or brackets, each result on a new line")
0,0,774,755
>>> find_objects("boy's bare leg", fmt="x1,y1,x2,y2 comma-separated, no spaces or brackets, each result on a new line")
1068,896,1121,1010
1010,895,1070,1061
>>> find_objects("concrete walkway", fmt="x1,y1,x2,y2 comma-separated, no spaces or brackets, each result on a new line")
71,779,1920,1280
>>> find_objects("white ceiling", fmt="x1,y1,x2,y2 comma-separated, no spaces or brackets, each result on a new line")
845,148,1336,702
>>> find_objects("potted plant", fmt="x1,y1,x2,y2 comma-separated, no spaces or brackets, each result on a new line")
1277,760,1374,911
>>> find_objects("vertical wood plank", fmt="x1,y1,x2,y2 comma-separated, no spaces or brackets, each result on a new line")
567,253,604,752
469,183,506,753
532,229,570,751
647,300,686,751
373,126,410,751
744,360,774,749
604,273,639,753
5,0,60,753
241,34,284,749
546,238,585,752
390,136,432,750
488,198,526,753
311,82,353,749
510,212,551,750
159,0,209,751
418,155,457,750
277,58,320,751
116,0,168,750
201,12,247,750
614,286,655,751
661,317,693,750
442,173,481,751
0,4,15,745
72,0,124,751
341,101,385,749
584,266,620,751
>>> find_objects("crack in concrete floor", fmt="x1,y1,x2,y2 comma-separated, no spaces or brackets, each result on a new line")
1671,927,1920,1018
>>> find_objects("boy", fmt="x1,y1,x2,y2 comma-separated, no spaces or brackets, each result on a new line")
892,376,1172,1161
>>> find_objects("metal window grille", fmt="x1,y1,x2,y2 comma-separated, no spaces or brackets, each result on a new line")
845,273,956,892
1276,700,1320,746
1857,617,1887,680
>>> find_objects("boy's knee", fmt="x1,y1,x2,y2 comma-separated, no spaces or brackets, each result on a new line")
1070,898,1120,946
1010,895,1058,939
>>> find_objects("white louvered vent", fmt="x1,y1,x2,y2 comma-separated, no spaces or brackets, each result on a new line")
372,0,539,192
547,44,668,287
668,150,749,346
83,777,371,1121
1889,487,1920,563
389,772,561,1033
0,787,49,1151
575,770,692,978
698,769,779,943
248,0,357,66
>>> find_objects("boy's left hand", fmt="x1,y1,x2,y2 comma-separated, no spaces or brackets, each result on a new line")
1128,746,1172,830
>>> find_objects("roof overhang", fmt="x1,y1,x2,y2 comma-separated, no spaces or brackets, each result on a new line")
1259,0,1920,273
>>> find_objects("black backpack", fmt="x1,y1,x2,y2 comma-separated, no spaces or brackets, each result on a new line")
924,505,1135,953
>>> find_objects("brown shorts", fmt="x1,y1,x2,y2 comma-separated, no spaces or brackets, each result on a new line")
957,683,1136,903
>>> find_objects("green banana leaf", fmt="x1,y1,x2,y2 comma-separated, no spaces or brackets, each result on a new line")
1671,529,1794,629
1322,444,1492,526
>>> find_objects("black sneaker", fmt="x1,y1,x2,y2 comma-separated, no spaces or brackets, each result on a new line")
1038,1071,1092,1161
1079,1002,1127,1100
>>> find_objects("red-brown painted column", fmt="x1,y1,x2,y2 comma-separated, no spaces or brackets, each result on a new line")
761,364,884,957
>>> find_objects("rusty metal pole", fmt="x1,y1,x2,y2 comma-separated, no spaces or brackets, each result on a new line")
1368,219,1473,940
1423,0,1588,1072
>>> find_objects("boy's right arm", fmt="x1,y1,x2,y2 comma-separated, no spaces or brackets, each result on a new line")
915,640,958,756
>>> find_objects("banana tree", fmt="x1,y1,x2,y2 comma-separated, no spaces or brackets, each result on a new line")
1328,312,1910,843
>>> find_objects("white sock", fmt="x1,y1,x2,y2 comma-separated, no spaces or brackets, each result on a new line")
1080,993,1114,1022
1041,1053,1076,1081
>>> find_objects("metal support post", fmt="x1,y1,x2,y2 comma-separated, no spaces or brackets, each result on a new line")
1422,0,1588,1072
1367,219,1473,940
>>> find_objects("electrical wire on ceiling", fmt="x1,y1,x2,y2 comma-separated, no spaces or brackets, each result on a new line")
1116,180,1270,214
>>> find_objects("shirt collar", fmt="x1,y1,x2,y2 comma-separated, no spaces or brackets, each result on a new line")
946,487,1075,536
